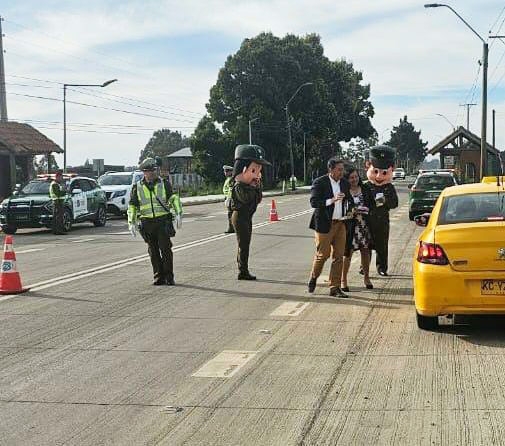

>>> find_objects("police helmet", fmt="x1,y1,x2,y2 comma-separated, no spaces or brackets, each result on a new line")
138,157,157,171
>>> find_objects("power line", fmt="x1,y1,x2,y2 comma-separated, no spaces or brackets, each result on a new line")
6,91,200,123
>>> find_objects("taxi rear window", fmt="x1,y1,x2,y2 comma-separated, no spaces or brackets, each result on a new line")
438,193,505,224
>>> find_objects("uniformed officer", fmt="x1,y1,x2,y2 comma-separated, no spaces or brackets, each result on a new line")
222,165,234,233
128,158,183,285
230,144,271,280
49,170,67,234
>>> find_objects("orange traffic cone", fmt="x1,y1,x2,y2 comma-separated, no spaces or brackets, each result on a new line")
0,236,28,295
269,199,279,222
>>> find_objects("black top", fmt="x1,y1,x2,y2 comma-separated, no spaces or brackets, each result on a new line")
231,180,263,217
366,182,398,219
309,175,355,234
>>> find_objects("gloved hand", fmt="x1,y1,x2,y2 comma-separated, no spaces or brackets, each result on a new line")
175,214,182,229
128,222,137,237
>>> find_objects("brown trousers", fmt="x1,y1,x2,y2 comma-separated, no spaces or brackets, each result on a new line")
310,220,347,290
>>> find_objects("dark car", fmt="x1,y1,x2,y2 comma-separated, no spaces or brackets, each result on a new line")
0,175,107,234
408,170,458,220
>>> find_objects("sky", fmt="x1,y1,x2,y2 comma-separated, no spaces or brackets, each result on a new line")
2,0,505,168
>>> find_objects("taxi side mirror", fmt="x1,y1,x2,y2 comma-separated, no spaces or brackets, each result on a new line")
71,188,82,195
414,213,431,227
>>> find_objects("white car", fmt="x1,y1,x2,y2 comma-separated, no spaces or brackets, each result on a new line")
98,171,143,215
392,168,406,180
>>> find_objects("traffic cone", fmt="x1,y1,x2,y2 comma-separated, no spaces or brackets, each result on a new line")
0,236,28,295
269,199,279,222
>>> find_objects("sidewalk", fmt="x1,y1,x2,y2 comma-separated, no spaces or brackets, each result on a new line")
181,185,310,206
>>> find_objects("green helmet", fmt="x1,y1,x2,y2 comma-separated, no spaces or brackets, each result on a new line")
139,157,157,171
234,144,271,166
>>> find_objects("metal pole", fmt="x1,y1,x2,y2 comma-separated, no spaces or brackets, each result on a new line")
63,84,67,173
480,42,488,180
493,109,496,151
0,16,8,122
303,132,307,185
286,105,295,191
249,120,252,145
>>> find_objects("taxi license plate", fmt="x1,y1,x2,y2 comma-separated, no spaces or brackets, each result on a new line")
481,279,505,295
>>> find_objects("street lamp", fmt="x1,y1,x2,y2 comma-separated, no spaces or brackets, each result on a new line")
425,3,488,179
63,79,117,172
248,117,259,144
435,113,456,132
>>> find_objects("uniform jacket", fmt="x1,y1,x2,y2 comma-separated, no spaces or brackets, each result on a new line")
231,180,262,218
309,174,354,234
366,182,398,220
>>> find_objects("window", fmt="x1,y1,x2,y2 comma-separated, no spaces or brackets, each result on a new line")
21,181,50,195
438,193,505,225
98,174,133,186
415,175,455,190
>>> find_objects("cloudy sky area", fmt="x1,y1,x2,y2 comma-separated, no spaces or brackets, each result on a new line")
2,0,505,167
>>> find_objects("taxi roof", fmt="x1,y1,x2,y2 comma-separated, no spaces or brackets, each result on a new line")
441,181,503,197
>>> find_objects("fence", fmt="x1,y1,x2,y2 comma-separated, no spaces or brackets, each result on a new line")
168,173,204,189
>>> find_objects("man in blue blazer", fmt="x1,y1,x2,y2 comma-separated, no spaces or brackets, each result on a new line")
308,158,355,297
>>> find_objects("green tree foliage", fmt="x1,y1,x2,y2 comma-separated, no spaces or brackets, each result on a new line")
192,32,375,183
139,128,190,163
190,116,234,184
386,116,428,170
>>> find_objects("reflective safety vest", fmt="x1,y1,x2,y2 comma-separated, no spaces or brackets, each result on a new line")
136,180,170,219
223,177,233,198
49,181,65,201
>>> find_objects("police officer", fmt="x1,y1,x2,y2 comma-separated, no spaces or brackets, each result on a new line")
49,170,67,234
230,144,271,280
128,158,183,285
222,165,234,233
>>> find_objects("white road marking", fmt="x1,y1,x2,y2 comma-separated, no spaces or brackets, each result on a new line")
71,238,95,243
270,301,310,317
0,209,313,302
108,232,131,235
192,350,258,378
16,248,45,254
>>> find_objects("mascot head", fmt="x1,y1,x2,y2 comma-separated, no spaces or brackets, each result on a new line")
233,144,271,187
365,145,396,186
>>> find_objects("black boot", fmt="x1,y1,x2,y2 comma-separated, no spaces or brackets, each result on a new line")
238,271,256,280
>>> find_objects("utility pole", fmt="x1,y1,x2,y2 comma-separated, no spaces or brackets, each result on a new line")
248,117,258,145
459,103,476,131
0,16,8,122
303,132,307,185
493,109,496,151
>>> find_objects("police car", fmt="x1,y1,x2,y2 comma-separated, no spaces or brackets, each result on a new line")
98,171,143,216
0,174,107,234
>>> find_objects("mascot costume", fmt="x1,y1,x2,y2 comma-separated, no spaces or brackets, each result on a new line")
230,144,271,280
365,145,399,276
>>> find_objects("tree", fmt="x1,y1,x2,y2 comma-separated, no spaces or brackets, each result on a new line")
386,116,428,171
36,154,60,174
139,128,190,162
193,32,375,184
190,116,234,184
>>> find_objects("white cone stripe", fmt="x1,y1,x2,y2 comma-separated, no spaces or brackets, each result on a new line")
4,244,13,252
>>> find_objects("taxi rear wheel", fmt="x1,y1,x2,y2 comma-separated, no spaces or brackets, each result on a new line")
416,311,438,330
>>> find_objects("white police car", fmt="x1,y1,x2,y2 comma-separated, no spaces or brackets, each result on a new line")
98,171,143,216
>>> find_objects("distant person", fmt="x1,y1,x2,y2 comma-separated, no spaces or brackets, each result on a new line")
230,145,270,280
341,167,374,291
49,170,67,235
307,158,355,298
222,165,234,233
128,158,183,286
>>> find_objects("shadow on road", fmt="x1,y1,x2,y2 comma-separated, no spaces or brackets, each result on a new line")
437,315,505,348
23,292,103,303
178,283,397,309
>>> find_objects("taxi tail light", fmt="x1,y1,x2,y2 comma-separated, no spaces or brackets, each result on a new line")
417,241,449,265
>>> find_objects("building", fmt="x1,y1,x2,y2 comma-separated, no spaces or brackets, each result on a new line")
428,126,501,183
0,122,63,199
162,147,203,190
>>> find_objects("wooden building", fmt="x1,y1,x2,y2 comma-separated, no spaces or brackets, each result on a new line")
428,126,502,183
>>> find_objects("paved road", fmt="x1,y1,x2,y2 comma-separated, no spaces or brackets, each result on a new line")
2,183,505,445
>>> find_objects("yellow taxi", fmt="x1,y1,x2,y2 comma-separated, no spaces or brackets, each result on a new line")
413,180,505,330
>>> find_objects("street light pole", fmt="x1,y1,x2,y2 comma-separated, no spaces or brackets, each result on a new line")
425,3,488,179
435,113,456,132
63,79,117,172
285,82,313,191
248,117,259,144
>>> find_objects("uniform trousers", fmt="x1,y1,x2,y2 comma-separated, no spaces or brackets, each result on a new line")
52,200,65,234
139,216,174,281
310,220,346,290
368,216,390,273
231,210,252,274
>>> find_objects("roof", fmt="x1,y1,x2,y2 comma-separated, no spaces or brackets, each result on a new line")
428,126,499,156
0,122,63,155
441,182,502,197
167,147,192,158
